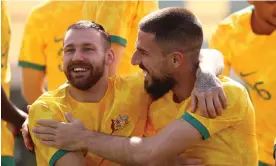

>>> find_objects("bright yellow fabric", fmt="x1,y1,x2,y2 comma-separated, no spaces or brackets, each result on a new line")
29,73,150,166
1,1,14,157
82,1,159,76
209,6,276,165
146,76,258,166
18,1,84,91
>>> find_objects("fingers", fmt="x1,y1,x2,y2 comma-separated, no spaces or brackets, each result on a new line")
206,95,216,118
40,140,57,147
21,118,34,151
213,94,223,116
27,105,31,111
36,119,60,128
33,126,56,135
34,133,56,141
179,158,202,164
21,128,34,151
218,88,227,109
197,94,209,118
65,112,74,122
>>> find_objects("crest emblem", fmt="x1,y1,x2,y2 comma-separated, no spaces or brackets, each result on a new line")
111,115,130,134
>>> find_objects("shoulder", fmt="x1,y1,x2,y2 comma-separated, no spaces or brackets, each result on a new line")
211,6,253,40
220,76,250,111
30,83,69,114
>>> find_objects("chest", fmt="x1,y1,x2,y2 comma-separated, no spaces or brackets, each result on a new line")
230,36,276,101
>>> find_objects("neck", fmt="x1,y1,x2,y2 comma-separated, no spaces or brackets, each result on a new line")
172,70,196,103
69,75,108,103
251,10,275,35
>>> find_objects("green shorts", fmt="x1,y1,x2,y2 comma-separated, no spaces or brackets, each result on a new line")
1,156,15,166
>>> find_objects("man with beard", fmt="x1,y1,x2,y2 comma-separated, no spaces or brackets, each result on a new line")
27,21,151,166
32,8,258,166
28,20,226,166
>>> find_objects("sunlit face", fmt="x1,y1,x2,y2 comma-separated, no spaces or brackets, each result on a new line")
63,28,108,90
251,1,276,29
131,30,176,100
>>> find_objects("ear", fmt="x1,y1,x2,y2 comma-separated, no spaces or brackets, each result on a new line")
169,52,184,69
105,49,115,65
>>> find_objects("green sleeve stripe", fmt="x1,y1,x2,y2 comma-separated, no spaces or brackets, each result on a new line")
274,144,276,159
18,61,46,71
182,112,210,140
110,35,127,47
49,150,69,166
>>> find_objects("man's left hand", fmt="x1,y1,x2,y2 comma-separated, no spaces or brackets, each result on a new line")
191,70,227,118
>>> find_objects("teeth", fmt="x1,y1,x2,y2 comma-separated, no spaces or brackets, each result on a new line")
73,68,87,72
143,70,147,77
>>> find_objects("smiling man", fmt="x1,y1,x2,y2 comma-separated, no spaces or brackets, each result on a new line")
33,8,258,166
27,20,227,166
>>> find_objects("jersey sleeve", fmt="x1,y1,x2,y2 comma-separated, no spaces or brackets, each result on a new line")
29,100,69,166
135,0,159,23
1,1,11,95
182,82,252,140
18,8,46,71
82,1,139,47
209,23,233,76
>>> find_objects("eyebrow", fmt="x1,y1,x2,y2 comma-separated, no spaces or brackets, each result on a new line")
137,47,149,54
64,43,95,48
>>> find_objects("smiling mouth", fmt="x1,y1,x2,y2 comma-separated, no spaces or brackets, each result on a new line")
73,67,89,72
143,70,148,77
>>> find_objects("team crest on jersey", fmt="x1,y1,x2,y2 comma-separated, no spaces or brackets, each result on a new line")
111,115,130,133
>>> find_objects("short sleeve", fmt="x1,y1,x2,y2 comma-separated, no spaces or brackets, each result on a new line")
29,100,69,166
18,9,46,71
82,1,141,47
182,81,251,140
209,23,233,76
135,0,159,22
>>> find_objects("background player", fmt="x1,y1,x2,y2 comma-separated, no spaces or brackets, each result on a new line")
209,1,276,165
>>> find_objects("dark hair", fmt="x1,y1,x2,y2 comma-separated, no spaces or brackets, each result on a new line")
139,7,203,57
67,20,111,49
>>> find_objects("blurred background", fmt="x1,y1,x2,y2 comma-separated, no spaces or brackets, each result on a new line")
6,0,249,116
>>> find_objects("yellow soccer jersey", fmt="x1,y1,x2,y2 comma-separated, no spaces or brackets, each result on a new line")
209,6,276,165
1,1,15,158
29,73,150,166
82,1,159,76
18,1,84,91
145,76,258,166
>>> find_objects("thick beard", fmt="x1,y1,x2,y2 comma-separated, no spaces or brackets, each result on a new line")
65,61,105,91
144,76,175,101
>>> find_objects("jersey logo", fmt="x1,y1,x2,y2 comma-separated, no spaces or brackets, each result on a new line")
111,115,130,134
240,71,271,100
54,37,63,43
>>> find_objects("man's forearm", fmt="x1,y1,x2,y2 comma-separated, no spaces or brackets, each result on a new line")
1,87,27,128
81,131,150,165
198,49,224,76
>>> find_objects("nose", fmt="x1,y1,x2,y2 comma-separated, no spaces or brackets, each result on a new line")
131,51,141,66
72,50,84,61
